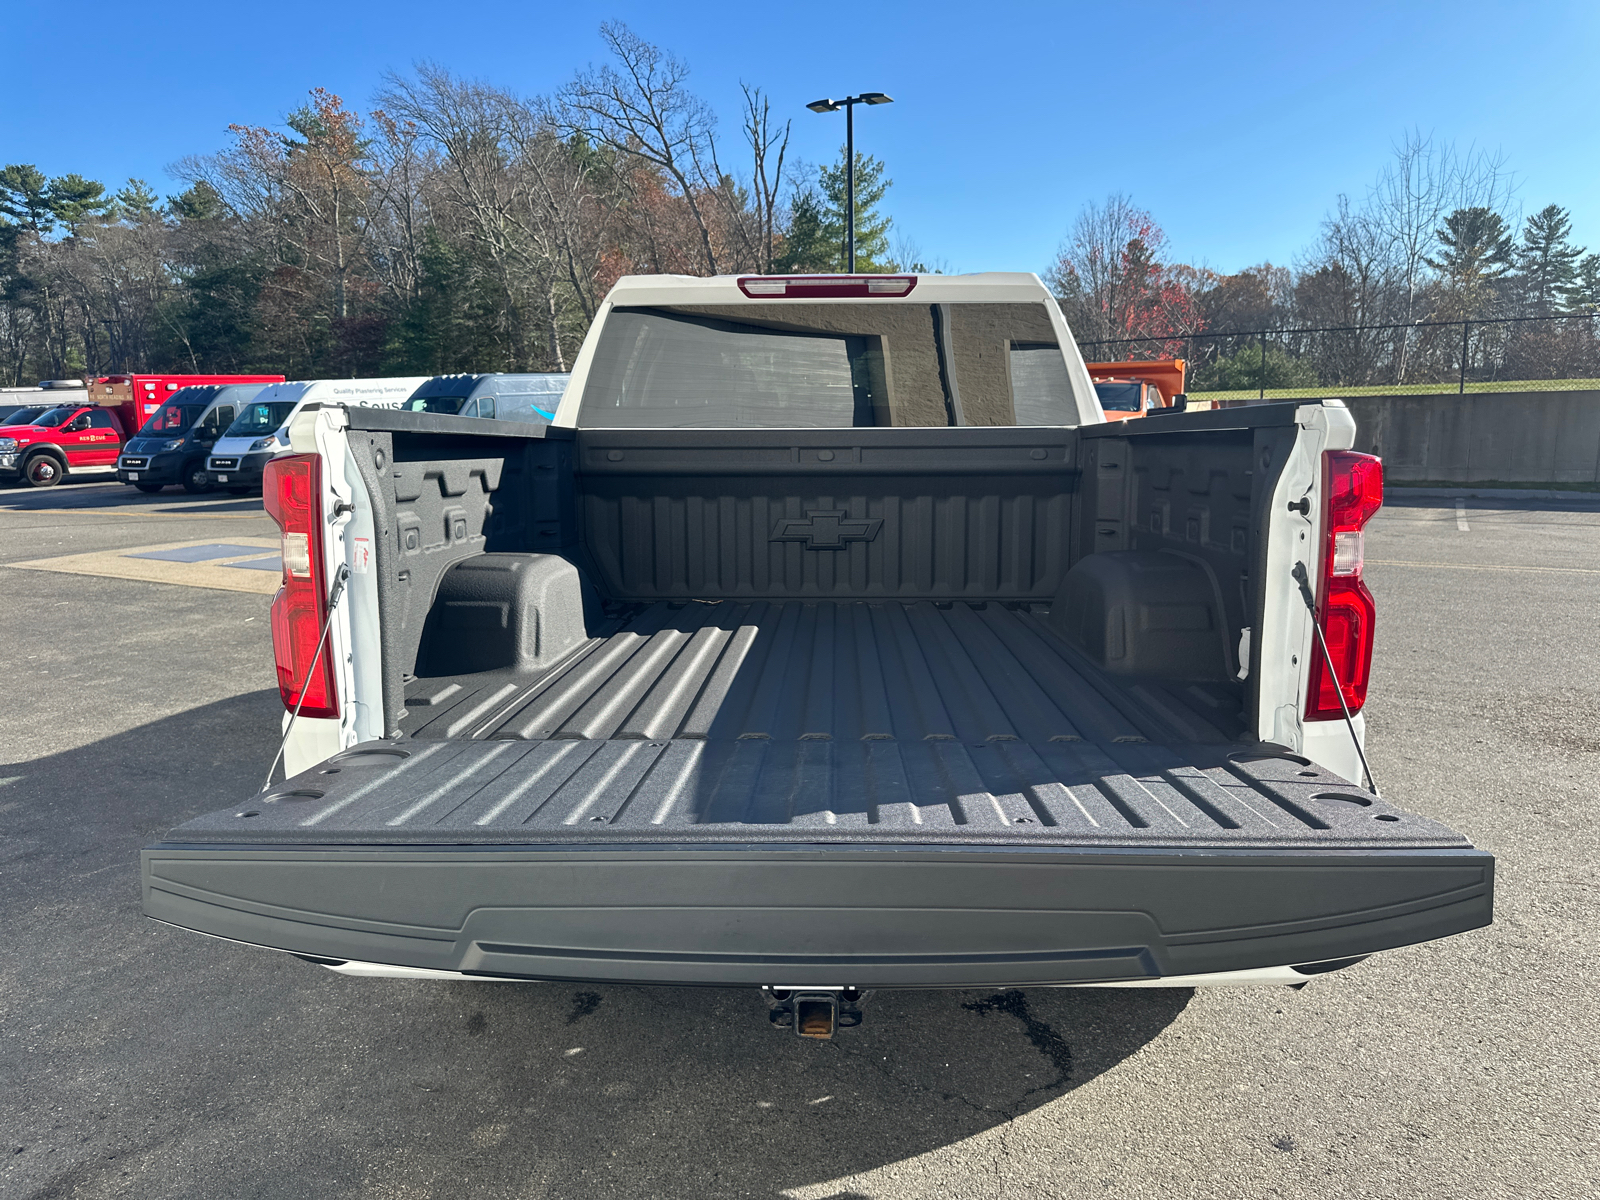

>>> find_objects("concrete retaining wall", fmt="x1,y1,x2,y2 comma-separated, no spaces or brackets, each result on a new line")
1339,390,1600,484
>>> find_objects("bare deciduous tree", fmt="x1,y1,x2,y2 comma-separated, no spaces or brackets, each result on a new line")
1301,130,1518,382
740,84,790,274
378,64,607,370
1047,194,1202,354
559,22,725,275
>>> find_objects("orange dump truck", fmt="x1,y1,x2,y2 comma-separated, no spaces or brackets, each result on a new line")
1086,359,1192,421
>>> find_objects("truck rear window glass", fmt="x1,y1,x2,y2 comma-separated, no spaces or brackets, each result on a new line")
1009,344,1076,425
579,302,1078,428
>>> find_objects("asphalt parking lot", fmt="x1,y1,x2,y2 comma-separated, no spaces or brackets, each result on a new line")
2,479,1596,1199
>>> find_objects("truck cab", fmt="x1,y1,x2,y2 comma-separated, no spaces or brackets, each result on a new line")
117,384,270,493
1092,377,1166,420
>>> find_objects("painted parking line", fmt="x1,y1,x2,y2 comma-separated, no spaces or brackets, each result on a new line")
9,538,282,595
1456,500,1470,532
128,543,277,563
1368,558,1600,575
0,506,271,522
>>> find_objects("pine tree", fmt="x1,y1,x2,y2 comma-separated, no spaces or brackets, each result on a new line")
1427,208,1510,312
772,189,833,273
169,182,228,223
775,149,894,273
1572,254,1600,315
0,164,54,233
818,149,892,272
114,179,160,223
45,174,112,234
1515,204,1585,316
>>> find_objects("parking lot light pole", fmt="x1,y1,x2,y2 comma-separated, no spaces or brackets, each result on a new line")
805,92,893,272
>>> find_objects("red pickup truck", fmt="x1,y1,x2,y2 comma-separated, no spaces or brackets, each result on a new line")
0,373,282,488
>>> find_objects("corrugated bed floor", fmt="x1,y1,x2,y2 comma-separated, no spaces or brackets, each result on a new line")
401,598,1248,746
164,600,1466,849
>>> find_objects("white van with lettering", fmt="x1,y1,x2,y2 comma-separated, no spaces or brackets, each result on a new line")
206,378,428,491
401,373,569,423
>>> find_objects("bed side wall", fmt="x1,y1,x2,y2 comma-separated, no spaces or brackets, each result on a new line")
348,427,578,731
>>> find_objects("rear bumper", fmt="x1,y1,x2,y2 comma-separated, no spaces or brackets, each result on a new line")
141,843,1494,989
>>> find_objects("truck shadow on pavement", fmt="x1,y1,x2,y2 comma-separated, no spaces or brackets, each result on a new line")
3,691,1192,1200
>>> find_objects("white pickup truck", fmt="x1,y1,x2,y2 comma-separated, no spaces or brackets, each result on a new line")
142,272,1491,1037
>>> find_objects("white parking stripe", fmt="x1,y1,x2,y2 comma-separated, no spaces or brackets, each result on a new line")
1456,499,1470,532
8,537,280,594
1368,559,1600,575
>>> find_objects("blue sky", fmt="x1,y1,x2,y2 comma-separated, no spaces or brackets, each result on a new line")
4,0,1597,276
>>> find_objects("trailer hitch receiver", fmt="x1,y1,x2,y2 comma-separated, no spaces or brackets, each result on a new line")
764,987,865,1039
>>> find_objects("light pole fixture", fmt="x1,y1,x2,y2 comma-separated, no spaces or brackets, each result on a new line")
805,92,893,272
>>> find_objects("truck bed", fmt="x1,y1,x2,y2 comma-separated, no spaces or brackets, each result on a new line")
143,406,1493,988
166,597,1459,850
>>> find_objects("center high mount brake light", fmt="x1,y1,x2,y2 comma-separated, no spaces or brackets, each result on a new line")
736,275,918,299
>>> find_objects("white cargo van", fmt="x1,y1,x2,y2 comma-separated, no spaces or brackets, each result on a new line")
206,377,428,491
400,373,569,424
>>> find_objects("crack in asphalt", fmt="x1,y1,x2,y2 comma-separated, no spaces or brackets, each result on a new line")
960,991,1074,1094
957,990,1078,1199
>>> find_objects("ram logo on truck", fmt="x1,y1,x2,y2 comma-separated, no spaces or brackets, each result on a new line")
771,508,883,549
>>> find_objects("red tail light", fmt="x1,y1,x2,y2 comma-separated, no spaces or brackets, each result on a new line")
1305,451,1383,721
264,454,339,718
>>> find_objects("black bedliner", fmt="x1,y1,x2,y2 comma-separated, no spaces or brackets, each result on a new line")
166,598,1459,850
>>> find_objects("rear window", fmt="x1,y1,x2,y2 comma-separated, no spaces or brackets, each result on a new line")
578,302,1079,428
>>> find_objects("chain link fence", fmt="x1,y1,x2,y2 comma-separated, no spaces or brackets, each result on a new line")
1077,312,1600,400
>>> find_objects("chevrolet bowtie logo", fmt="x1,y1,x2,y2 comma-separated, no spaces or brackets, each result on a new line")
771,509,883,550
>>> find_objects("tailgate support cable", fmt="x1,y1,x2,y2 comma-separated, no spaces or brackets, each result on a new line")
261,563,352,793
1292,561,1380,797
